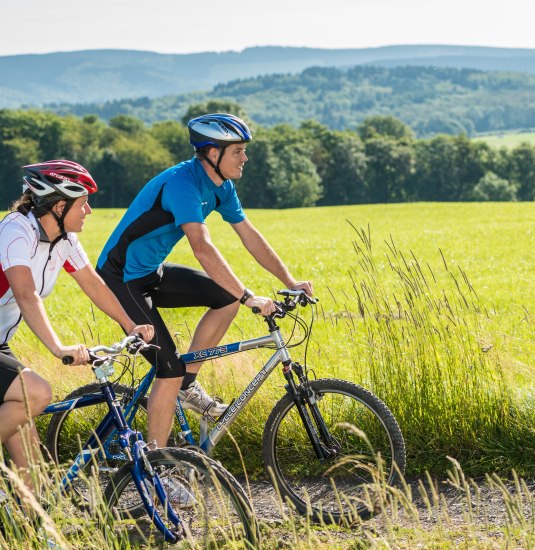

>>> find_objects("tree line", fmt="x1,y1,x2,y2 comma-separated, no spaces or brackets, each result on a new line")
1,102,534,211
48,65,535,138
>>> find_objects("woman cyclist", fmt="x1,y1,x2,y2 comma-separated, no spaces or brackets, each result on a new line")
0,159,153,485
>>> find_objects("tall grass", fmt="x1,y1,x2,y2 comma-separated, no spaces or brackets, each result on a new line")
326,225,535,475
0,445,134,549
4,203,535,547
2,443,535,548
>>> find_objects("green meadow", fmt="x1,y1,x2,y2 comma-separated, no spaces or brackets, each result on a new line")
7,202,535,478
473,131,535,148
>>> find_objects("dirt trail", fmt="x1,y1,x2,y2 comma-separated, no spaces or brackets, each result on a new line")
244,475,533,546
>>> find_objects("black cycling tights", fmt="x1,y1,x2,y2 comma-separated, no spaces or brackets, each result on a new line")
100,263,237,378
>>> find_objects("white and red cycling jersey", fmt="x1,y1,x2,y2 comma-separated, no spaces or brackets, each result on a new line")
0,211,89,345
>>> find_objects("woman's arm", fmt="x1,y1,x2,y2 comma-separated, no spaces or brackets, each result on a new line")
5,265,89,365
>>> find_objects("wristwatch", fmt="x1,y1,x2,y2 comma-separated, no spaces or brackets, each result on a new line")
239,288,255,305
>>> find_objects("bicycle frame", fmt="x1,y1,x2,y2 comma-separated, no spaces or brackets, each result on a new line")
44,372,156,462
181,327,333,460
181,330,292,454
43,384,136,489
47,325,294,460
45,291,332,472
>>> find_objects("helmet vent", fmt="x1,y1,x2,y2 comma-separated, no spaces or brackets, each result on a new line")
64,184,85,193
45,175,63,185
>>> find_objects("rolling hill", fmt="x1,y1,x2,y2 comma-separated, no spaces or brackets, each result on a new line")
1,44,535,108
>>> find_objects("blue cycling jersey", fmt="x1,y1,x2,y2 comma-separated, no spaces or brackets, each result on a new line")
97,157,246,282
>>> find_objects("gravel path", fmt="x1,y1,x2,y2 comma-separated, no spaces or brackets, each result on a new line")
242,475,535,546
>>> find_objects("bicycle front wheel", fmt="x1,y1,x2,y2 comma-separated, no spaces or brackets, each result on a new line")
263,378,406,524
44,383,146,508
45,382,188,508
105,447,259,547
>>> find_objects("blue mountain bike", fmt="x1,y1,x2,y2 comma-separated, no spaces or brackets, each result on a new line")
39,335,258,546
46,290,406,524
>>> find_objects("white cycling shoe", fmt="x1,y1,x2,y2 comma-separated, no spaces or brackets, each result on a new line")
159,475,197,509
178,381,228,418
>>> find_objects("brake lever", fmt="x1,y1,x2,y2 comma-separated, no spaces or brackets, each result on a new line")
88,350,105,367
273,303,286,318
299,295,318,306
127,340,160,354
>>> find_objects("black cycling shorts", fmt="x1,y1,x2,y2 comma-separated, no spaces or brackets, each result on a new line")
98,263,237,379
0,345,24,404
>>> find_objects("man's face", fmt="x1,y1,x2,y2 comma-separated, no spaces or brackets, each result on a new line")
218,143,248,180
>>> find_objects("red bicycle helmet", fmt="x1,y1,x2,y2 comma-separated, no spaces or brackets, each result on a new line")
22,159,98,199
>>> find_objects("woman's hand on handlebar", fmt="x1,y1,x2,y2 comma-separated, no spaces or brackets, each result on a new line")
56,344,89,366
128,324,154,343
245,295,276,316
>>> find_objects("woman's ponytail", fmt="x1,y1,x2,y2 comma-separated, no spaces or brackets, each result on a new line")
10,190,35,215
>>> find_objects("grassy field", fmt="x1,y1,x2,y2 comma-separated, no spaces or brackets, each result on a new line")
4,201,535,548
473,131,535,148
6,202,535,478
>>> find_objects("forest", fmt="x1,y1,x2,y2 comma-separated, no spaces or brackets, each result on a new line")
47,65,535,137
1,101,534,210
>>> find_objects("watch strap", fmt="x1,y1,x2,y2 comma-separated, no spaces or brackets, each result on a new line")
239,288,255,305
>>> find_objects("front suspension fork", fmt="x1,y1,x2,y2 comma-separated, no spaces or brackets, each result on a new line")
282,362,339,460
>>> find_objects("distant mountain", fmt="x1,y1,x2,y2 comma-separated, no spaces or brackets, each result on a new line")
47,65,535,137
1,45,535,108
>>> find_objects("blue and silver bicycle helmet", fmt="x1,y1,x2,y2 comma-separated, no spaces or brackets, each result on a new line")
188,113,252,179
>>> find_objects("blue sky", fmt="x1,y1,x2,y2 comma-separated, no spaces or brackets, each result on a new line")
2,0,534,56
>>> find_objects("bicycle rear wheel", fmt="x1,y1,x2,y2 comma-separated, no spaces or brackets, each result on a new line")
263,378,406,524
105,447,259,547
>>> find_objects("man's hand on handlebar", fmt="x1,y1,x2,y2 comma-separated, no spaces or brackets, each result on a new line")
291,280,313,297
245,295,277,316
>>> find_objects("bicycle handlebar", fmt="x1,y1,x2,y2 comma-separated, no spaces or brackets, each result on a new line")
251,289,318,317
61,334,147,365
277,289,318,306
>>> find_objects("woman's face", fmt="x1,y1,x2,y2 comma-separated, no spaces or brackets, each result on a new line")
62,196,92,233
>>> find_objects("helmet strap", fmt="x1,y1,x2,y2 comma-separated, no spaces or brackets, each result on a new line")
50,199,75,239
198,147,227,181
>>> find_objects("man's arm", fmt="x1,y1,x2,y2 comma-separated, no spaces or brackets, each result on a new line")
182,221,276,315
231,219,313,296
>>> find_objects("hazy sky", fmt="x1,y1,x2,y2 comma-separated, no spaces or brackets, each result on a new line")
2,0,534,56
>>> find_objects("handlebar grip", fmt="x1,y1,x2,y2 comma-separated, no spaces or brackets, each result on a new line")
62,356,74,365
252,306,261,314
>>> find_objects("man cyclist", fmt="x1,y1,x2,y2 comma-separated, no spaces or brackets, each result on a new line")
0,160,153,487
97,113,313,449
